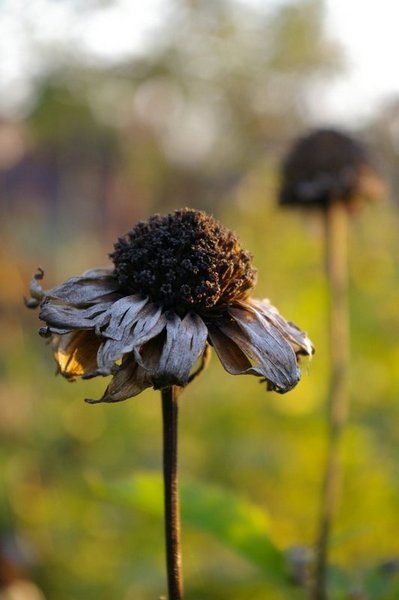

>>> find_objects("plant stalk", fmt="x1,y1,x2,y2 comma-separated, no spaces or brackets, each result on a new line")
161,385,184,600
314,200,349,600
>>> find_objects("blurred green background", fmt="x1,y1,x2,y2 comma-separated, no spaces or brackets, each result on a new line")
1,1,399,598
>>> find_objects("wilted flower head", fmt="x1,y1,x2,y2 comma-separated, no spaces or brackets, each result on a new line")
279,128,382,208
26,209,313,403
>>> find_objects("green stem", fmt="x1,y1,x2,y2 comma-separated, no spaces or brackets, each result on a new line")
314,201,349,600
161,386,184,600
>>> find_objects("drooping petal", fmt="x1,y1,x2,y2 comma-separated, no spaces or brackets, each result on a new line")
96,295,148,340
130,304,167,361
52,331,101,381
248,299,314,357
136,334,164,374
40,301,113,333
208,326,253,375
220,305,301,392
45,269,121,306
96,338,125,374
150,312,208,387
85,356,153,403
97,303,166,374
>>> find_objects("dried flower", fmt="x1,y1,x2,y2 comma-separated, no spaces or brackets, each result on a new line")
279,128,382,208
25,209,313,402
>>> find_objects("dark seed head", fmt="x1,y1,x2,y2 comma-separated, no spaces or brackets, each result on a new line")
279,128,376,208
111,209,257,316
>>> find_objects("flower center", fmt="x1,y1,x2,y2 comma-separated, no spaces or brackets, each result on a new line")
280,129,370,206
111,209,257,315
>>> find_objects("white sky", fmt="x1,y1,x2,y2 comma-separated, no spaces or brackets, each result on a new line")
323,0,399,124
0,0,169,116
0,0,398,123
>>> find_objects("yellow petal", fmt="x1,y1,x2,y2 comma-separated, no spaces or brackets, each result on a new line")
53,331,101,380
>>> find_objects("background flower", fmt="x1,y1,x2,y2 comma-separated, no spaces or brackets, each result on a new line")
279,128,383,209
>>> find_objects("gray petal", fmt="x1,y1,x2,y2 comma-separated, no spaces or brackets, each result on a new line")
97,303,166,374
96,339,122,374
46,271,121,306
24,268,45,308
208,326,252,374
82,267,114,278
222,305,300,392
41,325,71,335
86,356,152,403
130,305,167,361
40,301,113,332
97,295,148,340
153,312,208,387
251,299,314,357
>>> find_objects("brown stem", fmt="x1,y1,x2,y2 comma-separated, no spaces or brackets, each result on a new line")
161,386,184,600
313,201,349,600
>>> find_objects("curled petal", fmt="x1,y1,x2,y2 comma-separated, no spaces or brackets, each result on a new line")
52,331,101,381
153,312,208,387
24,268,45,308
40,301,113,333
96,295,148,340
46,270,121,306
95,337,125,374
249,299,314,357
97,304,166,374
86,356,152,404
221,305,301,392
130,305,167,362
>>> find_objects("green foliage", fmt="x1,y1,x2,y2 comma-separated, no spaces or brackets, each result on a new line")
90,471,290,584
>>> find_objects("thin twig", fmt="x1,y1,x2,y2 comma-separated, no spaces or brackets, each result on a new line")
161,386,184,600
313,200,349,600
187,344,211,384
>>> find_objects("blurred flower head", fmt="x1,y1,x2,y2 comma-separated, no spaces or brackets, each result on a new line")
279,128,383,209
26,209,313,402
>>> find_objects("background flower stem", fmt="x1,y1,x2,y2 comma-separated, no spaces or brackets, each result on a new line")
161,385,184,600
314,201,349,600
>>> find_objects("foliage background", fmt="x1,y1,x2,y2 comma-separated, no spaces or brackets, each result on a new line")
1,1,399,598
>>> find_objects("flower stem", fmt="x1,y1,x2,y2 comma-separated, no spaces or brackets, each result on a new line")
161,386,184,600
313,201,349,600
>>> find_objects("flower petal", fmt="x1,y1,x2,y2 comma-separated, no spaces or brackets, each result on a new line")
249,299,314,357
97,303,166,374
83,268,115,278
24,268,45,308
52,331,101,381
152,312,208,387
221,305,301,392
46,270,121,306
208,326,253,374
130,304,167,361
86,356,152,403
97,295,148,340
40,301,113,333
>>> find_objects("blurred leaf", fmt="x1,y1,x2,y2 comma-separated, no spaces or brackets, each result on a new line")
89,471,289,584
362,565,399,600
326,565,352,599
